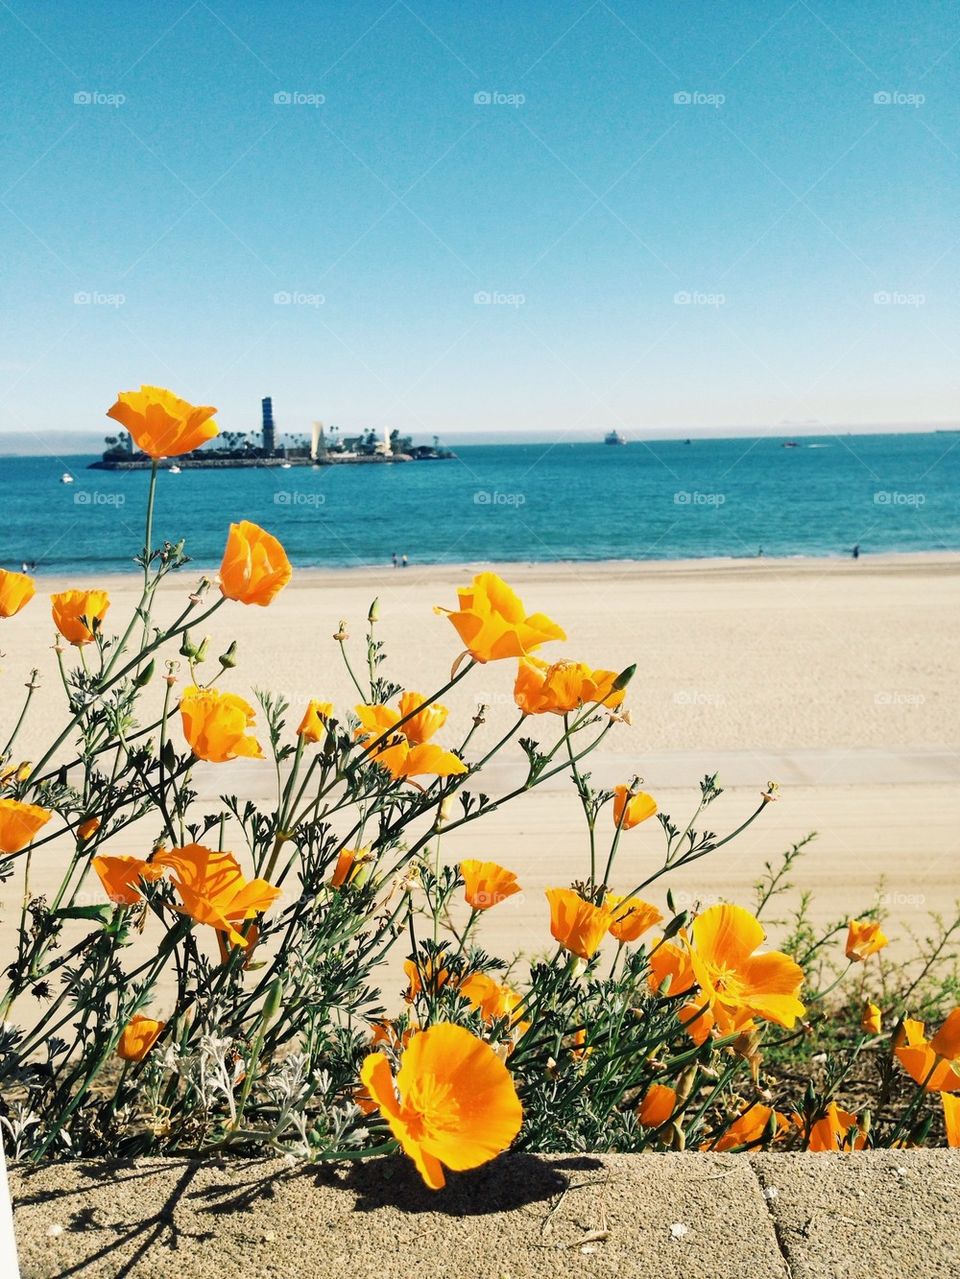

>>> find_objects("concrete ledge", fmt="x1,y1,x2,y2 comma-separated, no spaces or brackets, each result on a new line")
10,1150,960,1279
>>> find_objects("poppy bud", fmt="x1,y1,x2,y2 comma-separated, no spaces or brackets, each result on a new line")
219,641,238,669
611,663,636,691
661,911,690,941
368,597,380,623
262,976,284,1022
179,630,198,659
133,659,155,688
194,635,211,663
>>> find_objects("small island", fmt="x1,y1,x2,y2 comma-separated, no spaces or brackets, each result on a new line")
90,396,455,470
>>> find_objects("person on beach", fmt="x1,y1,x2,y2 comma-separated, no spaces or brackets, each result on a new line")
392,552,398,568
852,544,860,560
402,553,408,568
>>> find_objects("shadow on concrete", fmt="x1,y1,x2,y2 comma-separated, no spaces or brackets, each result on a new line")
16,1160,211,1279
337,1151,602,1216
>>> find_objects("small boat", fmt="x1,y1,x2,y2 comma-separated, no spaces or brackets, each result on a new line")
60,472,74,483
280,461,292,469
604,430,627,446
781,441,799,449
169,465,182,474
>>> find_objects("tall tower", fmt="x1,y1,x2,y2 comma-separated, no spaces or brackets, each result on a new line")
261,397,276,454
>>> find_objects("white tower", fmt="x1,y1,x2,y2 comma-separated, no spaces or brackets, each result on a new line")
310,421,324,459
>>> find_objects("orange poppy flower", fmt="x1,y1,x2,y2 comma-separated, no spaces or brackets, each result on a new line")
460,860,521,911
0,798,52,854
369,739,467,782
297,700,333,743
845,918,888,962
545,888,613,960
217,923,260,967
513,656,625,716
330,847,369,888
0,568,35,619
459,973,527,1031
369,1019,417,1051
76,816,101,842
180,686,263,762
117,1014,166,1062
794,1103,866,1152
403,954,450,1003
943,1093,960,1148
895,1015,960,1092
355,691,449,747
861,1002,882,1035
0,761,31,791
638,1083,676,1128
360,1022,523,1189
154,844,281,947
107,385,218,458
612,785,658,830
435,572,565,663
569,1027,592,1061
219,520,292,607
605,894,663,943
93,854,163,906
649,904,805,1046
931,1008,960,1059
706,1103,788,1151
50,589,110,646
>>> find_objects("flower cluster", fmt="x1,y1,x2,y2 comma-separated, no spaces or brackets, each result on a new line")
0,383,954,1187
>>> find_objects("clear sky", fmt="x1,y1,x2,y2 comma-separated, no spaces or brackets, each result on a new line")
2,0,959,443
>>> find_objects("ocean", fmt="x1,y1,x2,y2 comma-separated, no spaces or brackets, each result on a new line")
1,434,958,575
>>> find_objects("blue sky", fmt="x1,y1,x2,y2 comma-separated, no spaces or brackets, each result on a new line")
2,0,959,442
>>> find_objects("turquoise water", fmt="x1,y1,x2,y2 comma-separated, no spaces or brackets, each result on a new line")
1,435,958,574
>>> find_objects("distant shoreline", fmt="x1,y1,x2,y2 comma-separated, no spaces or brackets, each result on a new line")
16,548,960,586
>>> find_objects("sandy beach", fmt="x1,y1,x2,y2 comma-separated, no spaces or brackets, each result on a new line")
2,552,958,1002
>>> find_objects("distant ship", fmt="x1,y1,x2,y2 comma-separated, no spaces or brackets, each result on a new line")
781,441,800,449
60,472,74,483
604,430,627,446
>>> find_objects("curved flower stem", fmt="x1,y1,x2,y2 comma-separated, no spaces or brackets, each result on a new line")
336,632,369,701
2,670,39,759
627,801,769,899
562,714,596,886
600,803,629,896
